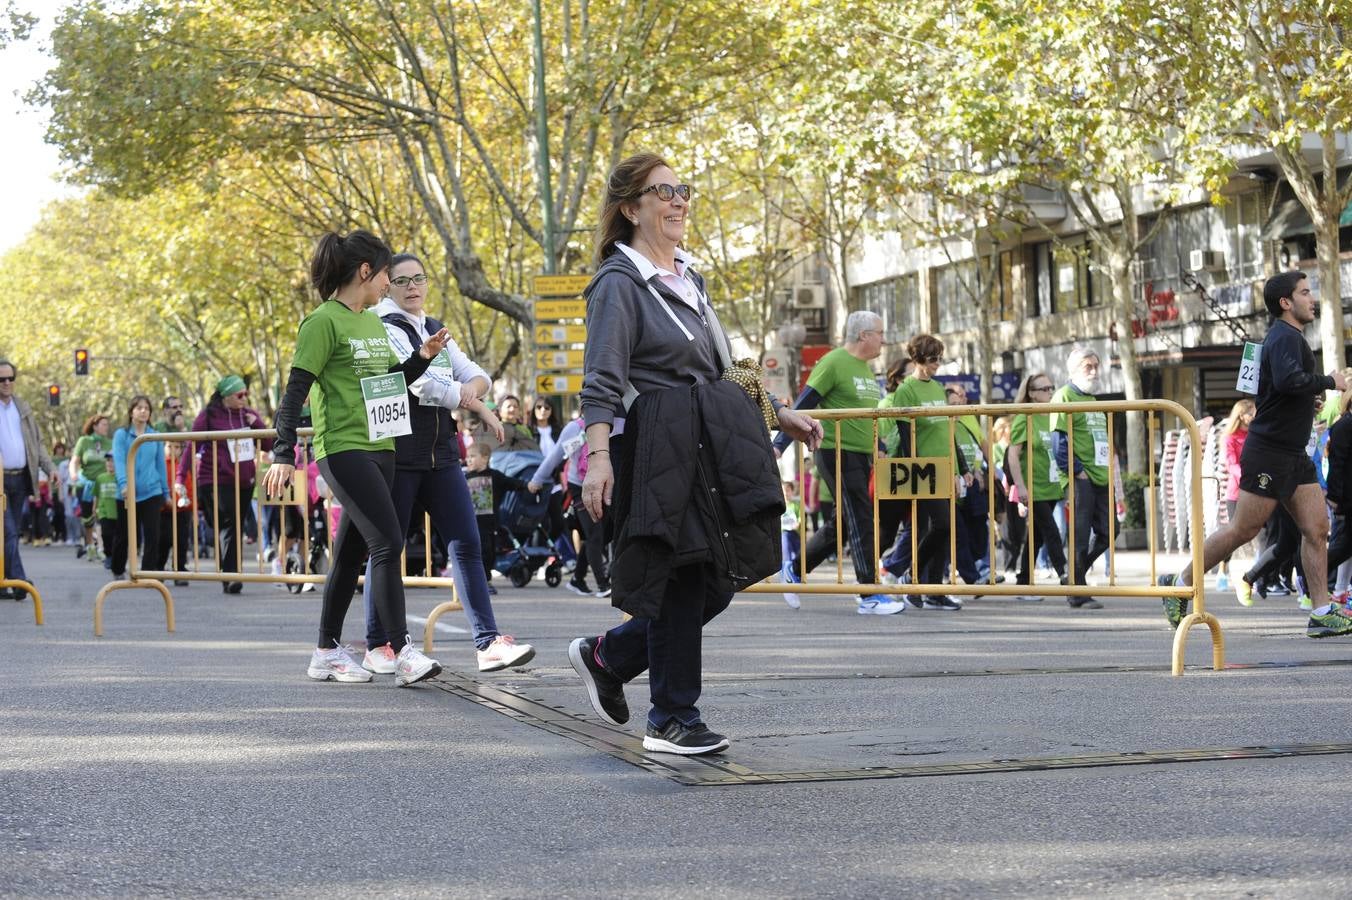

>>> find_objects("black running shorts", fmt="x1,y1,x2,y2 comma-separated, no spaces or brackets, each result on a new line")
1238,440,1316,500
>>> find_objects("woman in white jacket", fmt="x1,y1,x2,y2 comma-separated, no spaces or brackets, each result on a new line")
358,253,535,675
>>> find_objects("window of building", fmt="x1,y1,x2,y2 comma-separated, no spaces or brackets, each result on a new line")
992,249,1017,322
850,273,922,344
1223,191,1265,283
936,259,980,332
1028,242,1053,317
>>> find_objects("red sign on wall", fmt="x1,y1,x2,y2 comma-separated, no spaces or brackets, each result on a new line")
799,345,831,393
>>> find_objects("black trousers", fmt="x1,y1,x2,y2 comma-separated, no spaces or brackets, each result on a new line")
804,449,876,585
155,507,191,572
1069,479,1112,584
1016,499,1067,584
198,481,249,575
111,497,162,577
316,451,409,651
568,482,610,589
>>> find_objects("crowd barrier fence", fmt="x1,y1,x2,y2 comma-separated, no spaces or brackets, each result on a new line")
741,399,1219,676
99,429,462,650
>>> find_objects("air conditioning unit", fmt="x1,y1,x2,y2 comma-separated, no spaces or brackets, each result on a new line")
1188,249,1225,271
793,283,827,308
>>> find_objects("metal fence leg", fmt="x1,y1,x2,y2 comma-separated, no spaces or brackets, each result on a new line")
2,579,42,625
94,579,175,637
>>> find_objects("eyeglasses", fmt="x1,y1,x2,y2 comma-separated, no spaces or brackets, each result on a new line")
0,376,13,383
535,404,551,410
391,273,429,288
639,183,693,202
1031,385,1054,393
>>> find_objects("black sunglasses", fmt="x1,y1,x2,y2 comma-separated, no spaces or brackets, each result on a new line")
639,183,692,202
0,376,13,383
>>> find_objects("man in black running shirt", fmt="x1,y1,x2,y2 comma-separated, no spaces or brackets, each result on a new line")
1164,271,1352,638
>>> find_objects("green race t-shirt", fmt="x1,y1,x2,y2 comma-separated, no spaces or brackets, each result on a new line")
954,414,985,474
1048,384,1110,487
1008,412,1064,502
806,347,883,453
94,470,120,520
885,376,950,458
291,300,398,460
73,434,110,481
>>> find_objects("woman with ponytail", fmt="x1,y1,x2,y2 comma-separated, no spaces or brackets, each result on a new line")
262,230,451,686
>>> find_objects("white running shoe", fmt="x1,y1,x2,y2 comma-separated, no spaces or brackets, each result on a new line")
783,591,801,610
307,644,373,683
362,643,397,674
857,595,907,615
477,635,537,672
394,640,442,687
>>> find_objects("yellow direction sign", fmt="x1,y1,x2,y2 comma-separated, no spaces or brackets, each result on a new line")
535,299,587,320
536,374,581,395
874,457,954,500
534,274,591,297
535,324,587,344
536,349,584,369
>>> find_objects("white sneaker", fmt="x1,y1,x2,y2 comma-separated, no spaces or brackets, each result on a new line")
307,644,373,683
362,643,397,674
783,591,801,610
394,640,442,686
477,635,536,672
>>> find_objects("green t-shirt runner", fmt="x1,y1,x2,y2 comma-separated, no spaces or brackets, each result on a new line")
885,375,951,458
954,414,985,475
805,347,883,453
1008,412,1065,502
72,433,111,482
291,300,399,460
1049,383,1110,487
94,470,120,520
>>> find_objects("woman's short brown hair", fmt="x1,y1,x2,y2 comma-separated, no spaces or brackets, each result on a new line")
907,334,944,365
592,152,675,268
81,414,108,436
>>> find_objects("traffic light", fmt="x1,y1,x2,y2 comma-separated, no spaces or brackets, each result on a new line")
47,384,60,407
74,348,89,376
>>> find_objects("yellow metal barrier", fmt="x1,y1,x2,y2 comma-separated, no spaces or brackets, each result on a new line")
100,430,462,647
747,399,1218,676
0,493,43,625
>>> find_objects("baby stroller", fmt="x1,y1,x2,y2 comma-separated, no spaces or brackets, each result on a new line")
492,449,564,588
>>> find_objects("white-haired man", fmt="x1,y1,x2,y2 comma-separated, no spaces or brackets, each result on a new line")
772,311,905,615
1049,346,1112,610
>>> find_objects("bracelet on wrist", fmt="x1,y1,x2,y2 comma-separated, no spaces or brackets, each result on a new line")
586,449,610,459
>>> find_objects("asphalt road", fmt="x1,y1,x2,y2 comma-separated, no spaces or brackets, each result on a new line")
3,543,1350,898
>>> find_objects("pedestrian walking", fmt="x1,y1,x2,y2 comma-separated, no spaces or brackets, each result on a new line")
263,229,450,685
1050,346,1114,609
1161,271,1352,637
357,252,535,675
1006,373,1068,596
110,395,169,578
1218,398,1254,595
568,152,820,755
0,360,57,599
528,414,609,597
188,375,265,594
70,414,112,560
773,310,904,614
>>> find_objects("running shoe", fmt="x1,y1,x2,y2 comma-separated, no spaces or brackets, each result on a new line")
879,571,899,586
1157,574,1190,629
781,566,801,610
1297,595,1313,612
594,585,613,599
1234,577,1255,608
394,640,442,687
566,577,592,596
1217,573,1230,592
858,595,907,615
568,637,629,725
307,644,373,683
1307,606,1352,638
923,595,963,611
362,643,397,674
1067,596,1103,609
477,635,536,672
642,721,729,756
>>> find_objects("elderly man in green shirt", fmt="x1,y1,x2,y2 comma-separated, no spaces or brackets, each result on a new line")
1050,345,1113,609
773,311,906,615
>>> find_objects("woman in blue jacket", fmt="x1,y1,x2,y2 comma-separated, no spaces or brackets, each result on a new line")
111,395,168,578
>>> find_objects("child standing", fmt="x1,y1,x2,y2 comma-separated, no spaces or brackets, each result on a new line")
464,442,528,594
93,455,120,569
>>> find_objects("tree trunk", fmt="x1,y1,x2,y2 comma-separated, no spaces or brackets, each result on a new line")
1315,211,1345,374
1109,250,1147,475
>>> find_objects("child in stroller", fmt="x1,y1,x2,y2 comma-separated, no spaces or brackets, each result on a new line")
466,444,565,589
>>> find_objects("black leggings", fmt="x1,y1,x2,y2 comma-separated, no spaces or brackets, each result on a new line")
316,450,408,651
111,497,163,578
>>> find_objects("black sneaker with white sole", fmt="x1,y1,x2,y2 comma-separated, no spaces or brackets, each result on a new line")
923,595,962,611
567,637,629,725
566,578,593,596
642,721,729,756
